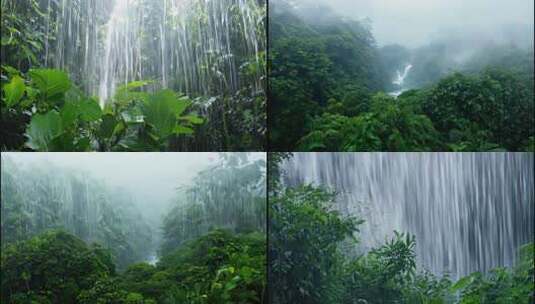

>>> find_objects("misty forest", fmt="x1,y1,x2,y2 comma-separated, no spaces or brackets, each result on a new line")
1,0,266,152
269,152,534,303
1,153,266,303
269,0,534,151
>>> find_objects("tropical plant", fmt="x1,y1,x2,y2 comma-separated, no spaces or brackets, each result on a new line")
1,67,204,151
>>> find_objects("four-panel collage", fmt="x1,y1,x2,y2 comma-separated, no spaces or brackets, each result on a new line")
1,0,533,304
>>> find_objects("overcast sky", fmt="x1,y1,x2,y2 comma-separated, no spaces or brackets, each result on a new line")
293,0,534,47
4,153,264,226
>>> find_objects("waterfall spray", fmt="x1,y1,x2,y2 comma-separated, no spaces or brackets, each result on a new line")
41,0,264,107
393,63,413,87
283,152,534,279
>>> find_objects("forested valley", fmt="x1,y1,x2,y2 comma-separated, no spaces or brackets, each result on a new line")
1,0,266,152
269,152,535,304
1,153,266,303
269,0,534,151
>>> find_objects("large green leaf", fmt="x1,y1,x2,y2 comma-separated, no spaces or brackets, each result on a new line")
29,69,71,100
26,111,63,151
143,90,191,140
60,98,102,126
79,98,102,122
172,95,191,117
60,101,79,126
3,75,26,107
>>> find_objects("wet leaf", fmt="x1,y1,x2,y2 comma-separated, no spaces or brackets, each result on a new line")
79,98,102,122
26,111,63,151
3,75,25,107
29,69,71,100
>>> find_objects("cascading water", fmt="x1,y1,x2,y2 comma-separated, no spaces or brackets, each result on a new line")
0,155,154,268
393,63,413,86
41,0,265,107
98,0,143,106
389,63,413,97
283,152,534,279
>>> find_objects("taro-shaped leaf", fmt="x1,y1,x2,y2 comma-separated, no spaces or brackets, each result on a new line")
79,98,102,122
60,98,102,126
60,100,79,126
29,69,71,100
3,75,26,107
26,111,63,151
143,90,191,139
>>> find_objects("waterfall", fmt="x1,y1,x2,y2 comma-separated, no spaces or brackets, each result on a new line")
393,63,413,86
283,152,534,279
41,0,265,106
0,155,154,268
98,0,143,106
389,63,413,97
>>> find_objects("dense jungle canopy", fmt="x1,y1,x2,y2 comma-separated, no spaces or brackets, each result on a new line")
1,153,267,303
269,0,534,151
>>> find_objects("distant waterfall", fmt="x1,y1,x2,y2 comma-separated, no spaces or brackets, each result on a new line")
393,63,413,86
389,63,413,97
41,0,265,106
283,153,534,279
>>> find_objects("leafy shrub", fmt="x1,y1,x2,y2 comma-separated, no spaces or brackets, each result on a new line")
1,230,115,303
121,229,266,304
1,67,203,151
270,185,361,303
299,93,441,151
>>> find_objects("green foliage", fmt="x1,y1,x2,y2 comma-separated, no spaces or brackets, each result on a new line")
0,67,203,151
268,152,293,195
343,232,419,303
1,0,48,71
269,1,534,151
269,1,387,150
29,69,71,102
422,69,534,151
25,110,63,151
3,74,25,106
450,243,535,304
269,155,535,304
120,230,266,304
0,155,153,271
143,90,194,138
1,0,266,151
190,86,267,151
1,228,265,303
1,230,115,303
161,153,266,255
296,68,533,151
270,185,361,303
299,93,441,151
